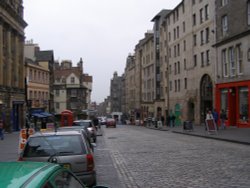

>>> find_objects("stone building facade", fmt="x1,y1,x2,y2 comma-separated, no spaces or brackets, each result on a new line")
110,71,123,113
138,31,155,119
0,1,27,131
166,0,216,125
53,59,92,118
215,0,250,128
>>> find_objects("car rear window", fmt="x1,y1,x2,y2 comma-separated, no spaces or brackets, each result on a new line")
23,135,86,157
73,122,92,128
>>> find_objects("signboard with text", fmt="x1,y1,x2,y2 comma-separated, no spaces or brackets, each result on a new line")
205,119,217,134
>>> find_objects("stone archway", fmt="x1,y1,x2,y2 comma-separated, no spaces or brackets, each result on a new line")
200,74,213,123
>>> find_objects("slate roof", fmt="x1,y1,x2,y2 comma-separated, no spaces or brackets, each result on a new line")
35,50,54,62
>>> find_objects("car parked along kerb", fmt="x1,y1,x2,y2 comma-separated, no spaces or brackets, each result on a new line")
18,130,96,187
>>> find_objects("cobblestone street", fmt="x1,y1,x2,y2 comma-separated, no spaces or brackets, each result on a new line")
95,125,250,188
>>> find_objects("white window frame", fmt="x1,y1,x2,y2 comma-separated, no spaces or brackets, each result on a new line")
236,44,243,75
222,49,228,77
228,47,236,77
221,0,228,7
248,1,250,25
222,15,228,35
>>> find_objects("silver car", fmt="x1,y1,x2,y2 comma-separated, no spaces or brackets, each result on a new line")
73,120,97,143
19,130,96,187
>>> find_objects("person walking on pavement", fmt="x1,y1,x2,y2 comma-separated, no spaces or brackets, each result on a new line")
220,109,227,130
212,109,219,130
0,119,4,140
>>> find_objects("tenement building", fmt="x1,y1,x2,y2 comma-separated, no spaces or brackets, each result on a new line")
215,0,250,128
165,0,216,125
137,31,155,120
0,1,27,131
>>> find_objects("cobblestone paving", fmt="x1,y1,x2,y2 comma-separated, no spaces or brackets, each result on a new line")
102,125,250,188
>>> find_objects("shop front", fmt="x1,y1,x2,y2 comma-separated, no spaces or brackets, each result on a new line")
216,80,250,128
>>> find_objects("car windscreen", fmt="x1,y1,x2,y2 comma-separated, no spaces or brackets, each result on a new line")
72,122,92,128
23,135,86,157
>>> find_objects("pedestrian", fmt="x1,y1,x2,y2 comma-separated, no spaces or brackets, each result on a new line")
220,109,227,130
170,114,176,127
205,109,214,131
212,109,219,130
0,119,4,140
206,110,213,120
161,116,165,126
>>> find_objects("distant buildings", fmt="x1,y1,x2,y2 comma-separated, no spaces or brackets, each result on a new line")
108,0,250,128
53,59,92,117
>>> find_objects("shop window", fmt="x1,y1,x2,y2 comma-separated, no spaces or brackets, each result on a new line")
220,89,228,118
239,87,248,122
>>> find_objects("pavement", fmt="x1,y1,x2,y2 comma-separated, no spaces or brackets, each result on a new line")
144,124,250,145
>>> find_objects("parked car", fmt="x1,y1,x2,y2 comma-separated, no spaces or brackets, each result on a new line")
98,116,107,125
106,118,116,128
0,161,109,188
73,120,97,142
19,130,96,187
57,126,95,151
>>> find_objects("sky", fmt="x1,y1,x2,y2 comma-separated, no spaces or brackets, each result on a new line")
23,0,181,104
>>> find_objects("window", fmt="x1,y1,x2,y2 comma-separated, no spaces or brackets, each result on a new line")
55,90,59,97
201,52,205,67
222,49,228,77
222,15,228,36
193,14,196,26
221,0,228,7
205,27,210,43
175,80,177,92
236,44,243,75
174,62,177,75
228,47,235,76
239,87,249,122
70,77,75,84
183,40,186,51
205,4,209,20
200,8,204,24
183,21,186,33
71,89,77,97
177,61,180,74
200,30,204,45
184,78,187,89
184,59,186,70
178,79,181,92
174,28,176,40
206,50,210,65
220,89,228,118
194,55,197,67
248,1,250,25
193,34,197,46
177,44,180,56
177,26,179,38
169,81,172,91
192,0,196,5
29,70,33,81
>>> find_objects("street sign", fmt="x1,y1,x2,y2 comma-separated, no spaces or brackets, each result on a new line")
205,119,217,134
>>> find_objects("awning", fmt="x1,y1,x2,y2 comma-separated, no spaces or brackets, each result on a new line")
31,113,46,118
40,112,53,117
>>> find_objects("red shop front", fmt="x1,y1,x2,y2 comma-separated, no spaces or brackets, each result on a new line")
215,80,250,128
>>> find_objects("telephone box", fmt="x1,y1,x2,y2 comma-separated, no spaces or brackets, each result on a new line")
61,110,73,126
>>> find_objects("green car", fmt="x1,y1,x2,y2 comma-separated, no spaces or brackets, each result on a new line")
0,161,108,188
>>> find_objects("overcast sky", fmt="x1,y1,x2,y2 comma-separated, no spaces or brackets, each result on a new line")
23,0,181,104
